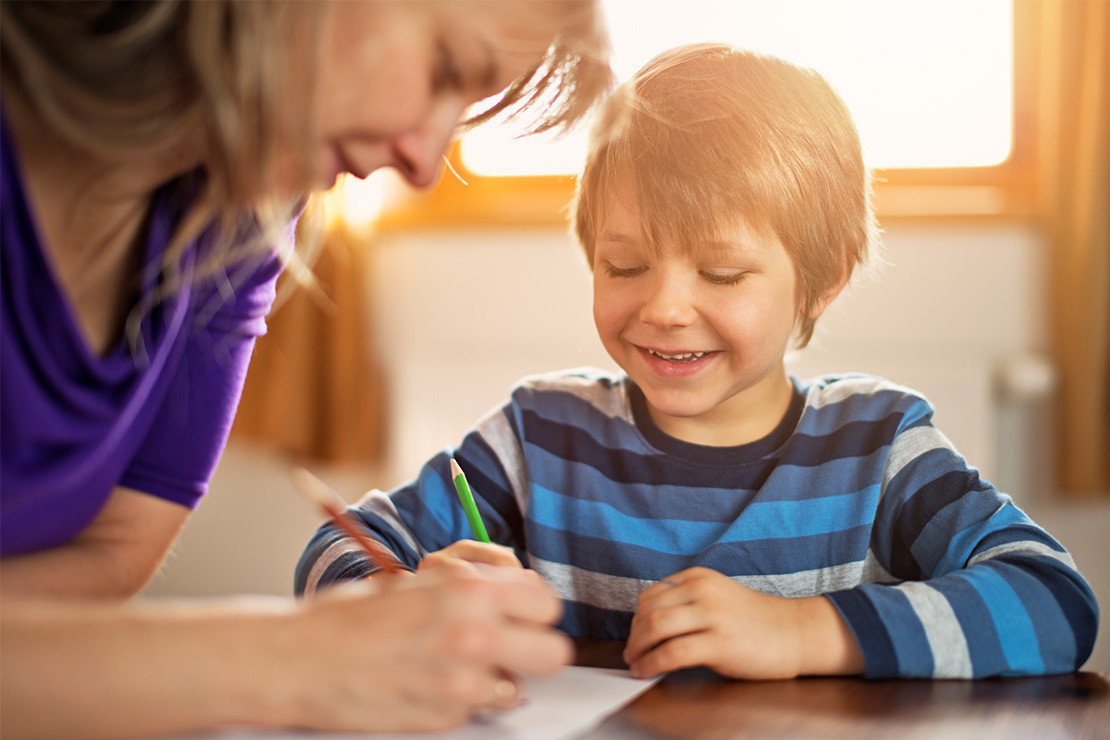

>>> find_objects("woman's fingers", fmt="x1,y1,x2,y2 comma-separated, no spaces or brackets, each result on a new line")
293,569,572,731
394,568,572,672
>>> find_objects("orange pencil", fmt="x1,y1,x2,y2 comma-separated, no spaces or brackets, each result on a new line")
292,467,402,575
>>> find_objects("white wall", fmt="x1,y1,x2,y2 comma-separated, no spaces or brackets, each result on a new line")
143,221,1109,672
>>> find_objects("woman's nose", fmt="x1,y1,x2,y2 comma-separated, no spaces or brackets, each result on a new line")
390,95,469,188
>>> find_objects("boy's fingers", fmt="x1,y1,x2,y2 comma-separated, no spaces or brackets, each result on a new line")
637,575,691,611
629,633,711,679
460,541,522,568
439,540,523,568
625,597,711,664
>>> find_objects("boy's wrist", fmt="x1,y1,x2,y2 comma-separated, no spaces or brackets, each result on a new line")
796,595,866,676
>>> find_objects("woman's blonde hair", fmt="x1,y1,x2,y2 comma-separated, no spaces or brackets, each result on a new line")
1,0,613,293
573,43,877,348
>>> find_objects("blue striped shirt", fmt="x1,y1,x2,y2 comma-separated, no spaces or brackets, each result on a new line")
296,369,1098,678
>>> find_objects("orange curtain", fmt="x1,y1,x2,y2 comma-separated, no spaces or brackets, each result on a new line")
1037,0,1110,496
232,212,386,464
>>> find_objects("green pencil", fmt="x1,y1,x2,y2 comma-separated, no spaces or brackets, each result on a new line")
450,458,491,543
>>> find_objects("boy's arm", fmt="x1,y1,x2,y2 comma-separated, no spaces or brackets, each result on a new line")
295,408,527,597
827,424,1099,678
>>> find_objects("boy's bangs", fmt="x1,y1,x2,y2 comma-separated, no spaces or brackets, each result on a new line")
622,120,781,260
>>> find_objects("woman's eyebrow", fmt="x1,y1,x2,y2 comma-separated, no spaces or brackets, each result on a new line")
477,40,499,89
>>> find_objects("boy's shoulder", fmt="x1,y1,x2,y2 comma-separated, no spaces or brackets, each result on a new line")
794,372,937,425
797,371,929,397
508,367,630,417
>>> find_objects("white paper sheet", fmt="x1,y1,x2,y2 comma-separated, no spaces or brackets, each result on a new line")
177,667,658,740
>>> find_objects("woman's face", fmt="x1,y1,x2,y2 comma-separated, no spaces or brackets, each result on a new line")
275,0,565,195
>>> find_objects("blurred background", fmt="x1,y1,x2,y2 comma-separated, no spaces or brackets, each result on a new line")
141,1,1109,672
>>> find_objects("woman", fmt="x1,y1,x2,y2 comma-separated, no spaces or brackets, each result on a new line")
0,2,612,737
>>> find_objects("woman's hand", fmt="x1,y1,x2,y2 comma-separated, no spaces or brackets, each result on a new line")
1,568,572,739
417,540,524,576
283,567,572,732
623,567,864,680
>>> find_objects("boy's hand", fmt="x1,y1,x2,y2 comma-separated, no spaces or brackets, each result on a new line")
418,541,524,577
623,567,864,680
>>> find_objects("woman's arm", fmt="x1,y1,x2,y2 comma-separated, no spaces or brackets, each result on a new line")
0,487,190,602
1,570,573,740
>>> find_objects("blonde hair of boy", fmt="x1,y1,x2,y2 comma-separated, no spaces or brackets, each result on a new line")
573,42,878,348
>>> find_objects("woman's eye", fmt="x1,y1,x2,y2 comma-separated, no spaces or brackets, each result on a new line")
432,41,464,92
603,263,647,279
701,271,747,286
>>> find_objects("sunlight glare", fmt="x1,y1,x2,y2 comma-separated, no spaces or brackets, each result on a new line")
461,0,1013,176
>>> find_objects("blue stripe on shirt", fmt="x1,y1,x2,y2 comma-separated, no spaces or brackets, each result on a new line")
529,482,880,550
945,575,1009,676
528,517,873,580
933,504,1032,575
962,565,1044,675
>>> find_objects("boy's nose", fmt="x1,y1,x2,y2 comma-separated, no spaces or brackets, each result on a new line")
390,96,468,188
638,276,697,328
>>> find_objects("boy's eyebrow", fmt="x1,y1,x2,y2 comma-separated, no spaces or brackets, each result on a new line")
595,231,765,258
676,239,764,262
702,240,755,257
596,230,638,244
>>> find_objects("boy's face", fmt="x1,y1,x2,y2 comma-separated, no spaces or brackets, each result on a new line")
591,181,800,446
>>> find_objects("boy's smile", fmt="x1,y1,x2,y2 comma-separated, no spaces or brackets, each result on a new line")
591,181,803,447
637,346,719,376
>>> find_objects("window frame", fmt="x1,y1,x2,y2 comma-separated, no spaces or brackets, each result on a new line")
376,1,1039,231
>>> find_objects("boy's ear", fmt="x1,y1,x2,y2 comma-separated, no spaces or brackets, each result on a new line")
806,270,850,320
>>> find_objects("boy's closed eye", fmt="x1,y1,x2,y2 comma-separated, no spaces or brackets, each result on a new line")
700,270,749,286
601,261,648,279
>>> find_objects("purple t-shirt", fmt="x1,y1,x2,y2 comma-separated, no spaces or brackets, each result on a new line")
0,115,286,557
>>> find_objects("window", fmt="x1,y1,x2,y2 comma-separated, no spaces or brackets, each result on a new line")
371,0,1036,229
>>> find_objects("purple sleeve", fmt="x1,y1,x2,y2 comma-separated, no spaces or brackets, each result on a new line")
119,250,285,507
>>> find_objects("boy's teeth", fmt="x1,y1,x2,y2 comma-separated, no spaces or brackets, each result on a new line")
649,350,706,362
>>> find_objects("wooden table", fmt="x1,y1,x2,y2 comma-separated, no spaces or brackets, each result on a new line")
573,640,1110,739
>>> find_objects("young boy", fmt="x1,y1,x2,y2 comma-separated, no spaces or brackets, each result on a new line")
297,44,1098,680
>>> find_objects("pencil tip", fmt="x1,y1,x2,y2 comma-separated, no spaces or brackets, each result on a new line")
450,458,463,477
291,466,314,492
292,467,342,512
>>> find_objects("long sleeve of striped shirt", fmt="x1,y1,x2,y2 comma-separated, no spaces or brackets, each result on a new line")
295,369,1099,679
